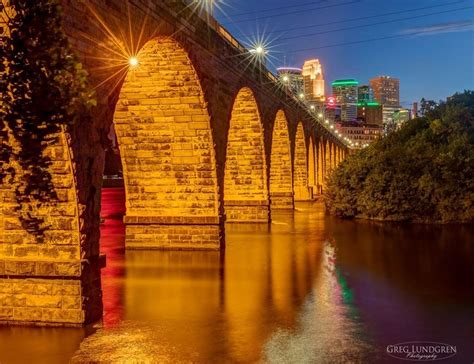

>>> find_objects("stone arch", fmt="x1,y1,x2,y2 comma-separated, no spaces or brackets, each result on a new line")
324,140,332,187
316,139,325,195
113,36,222,250
269,110,294,210
293,123,311,201
308,136,317,197
332,143,337,170
224,87,269,223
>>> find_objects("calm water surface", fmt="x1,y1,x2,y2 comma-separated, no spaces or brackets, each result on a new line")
0,188,473,363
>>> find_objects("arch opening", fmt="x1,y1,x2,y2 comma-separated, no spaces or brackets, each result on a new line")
269,110,294,210
224,87,269,223
113,36,222,250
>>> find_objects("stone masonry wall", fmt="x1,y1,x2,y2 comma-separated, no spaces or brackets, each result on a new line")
293,123,311,201
113,36,221,249
0,0,348,325
269,110,294,210
317,140,325,194
0,131,102,325
224,88,269,222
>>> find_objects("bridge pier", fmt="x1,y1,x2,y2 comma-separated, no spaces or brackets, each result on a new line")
224,201,270,223
0,132,104,326
270,192,294,210
124,216,224,250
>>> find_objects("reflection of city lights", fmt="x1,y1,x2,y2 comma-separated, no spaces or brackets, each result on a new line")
129,56,139,68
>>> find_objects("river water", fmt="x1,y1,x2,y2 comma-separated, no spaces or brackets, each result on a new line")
0,188,473,363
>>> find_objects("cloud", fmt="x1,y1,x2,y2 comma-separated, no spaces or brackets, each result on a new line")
400,20,474,37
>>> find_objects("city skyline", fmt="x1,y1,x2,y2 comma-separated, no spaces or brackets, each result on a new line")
219,0,474,107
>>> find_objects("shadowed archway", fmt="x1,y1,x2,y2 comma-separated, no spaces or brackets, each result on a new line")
113,36,222,250
269,110,294,210
224,87,269,223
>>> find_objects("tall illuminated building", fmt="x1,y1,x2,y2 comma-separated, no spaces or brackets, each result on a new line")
370,76,400,107
277,67,304,98
358,85,373,103
332,79,358,122
302,59,325,102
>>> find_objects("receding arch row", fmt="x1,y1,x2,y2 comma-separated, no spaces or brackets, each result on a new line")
0,35,347,255
112,35,347,249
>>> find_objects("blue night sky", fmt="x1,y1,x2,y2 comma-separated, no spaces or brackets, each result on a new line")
215,0,474,107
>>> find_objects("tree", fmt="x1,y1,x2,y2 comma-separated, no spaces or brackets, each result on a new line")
0,0,95,239
325,91,474,224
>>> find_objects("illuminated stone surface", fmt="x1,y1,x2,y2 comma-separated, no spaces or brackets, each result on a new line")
114,37,222,249
316,141,324,195
308,137,316,196
294,124,312,201
224,88,269,223
269,110,294,210
0,0,347,326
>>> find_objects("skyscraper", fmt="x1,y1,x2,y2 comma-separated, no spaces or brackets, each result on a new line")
277,67,304,98
302,59,325,102
370,76,400,107
332,79,358,122
358,85,373,103
357,101,383,126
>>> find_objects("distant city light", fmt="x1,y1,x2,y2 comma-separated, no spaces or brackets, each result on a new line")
318,113,323,118
325,119,329,124
299,93,305,99
310,105,315,110
326,96,337,108
282,75,289,82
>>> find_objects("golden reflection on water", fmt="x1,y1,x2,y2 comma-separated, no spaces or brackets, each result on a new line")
2,194,473,363
71,203,371,363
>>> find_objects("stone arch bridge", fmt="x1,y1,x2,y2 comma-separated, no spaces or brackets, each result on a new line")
0,1,347,325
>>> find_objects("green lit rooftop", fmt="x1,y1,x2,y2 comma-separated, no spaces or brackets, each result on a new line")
357,101,380,107
332,79,359,86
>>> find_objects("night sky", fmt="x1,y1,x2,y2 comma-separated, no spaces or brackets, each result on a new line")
215,0,474,107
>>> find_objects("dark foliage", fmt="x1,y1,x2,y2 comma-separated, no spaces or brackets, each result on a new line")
325,91,474,223
0,0,94,239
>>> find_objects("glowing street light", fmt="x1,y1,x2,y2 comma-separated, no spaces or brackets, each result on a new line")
310,105,315,110
299,93,305,100
318,113,323,118
282,75,289,82
129,56,139,68
325,119,329,124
